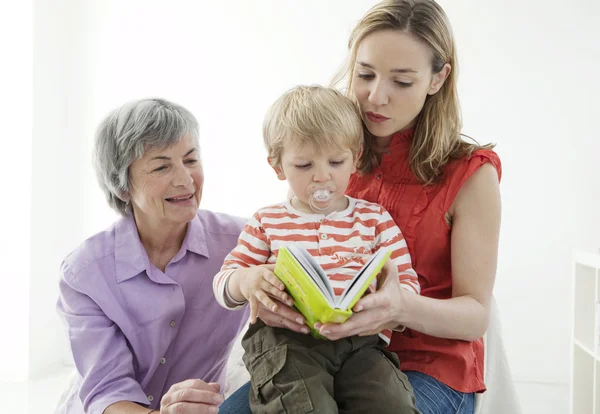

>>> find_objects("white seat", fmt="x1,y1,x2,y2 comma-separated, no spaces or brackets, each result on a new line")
474,296,522,414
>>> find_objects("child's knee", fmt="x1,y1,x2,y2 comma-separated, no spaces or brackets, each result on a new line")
247,344,336,413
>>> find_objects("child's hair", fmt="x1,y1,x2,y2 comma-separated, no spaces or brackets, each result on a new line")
263,85,363,168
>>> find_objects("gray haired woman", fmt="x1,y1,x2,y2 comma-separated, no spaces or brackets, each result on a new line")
56,98,248,414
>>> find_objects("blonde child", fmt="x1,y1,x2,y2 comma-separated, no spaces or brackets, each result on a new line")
213,85,420,413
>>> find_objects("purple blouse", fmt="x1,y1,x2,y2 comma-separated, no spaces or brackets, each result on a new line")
56,210,249,413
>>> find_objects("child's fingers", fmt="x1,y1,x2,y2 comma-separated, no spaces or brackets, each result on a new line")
255,289,280,313
260,280,290,305
262,271,285,291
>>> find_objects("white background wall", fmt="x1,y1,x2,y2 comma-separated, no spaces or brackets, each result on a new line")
0,0,32,382
2,0,598,388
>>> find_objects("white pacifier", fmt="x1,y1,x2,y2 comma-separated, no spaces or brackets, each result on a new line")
308,187,335,213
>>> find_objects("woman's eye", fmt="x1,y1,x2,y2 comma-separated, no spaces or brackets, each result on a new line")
153,166,167,172
185,159,198,165
395,81,412,88
357,73,374,80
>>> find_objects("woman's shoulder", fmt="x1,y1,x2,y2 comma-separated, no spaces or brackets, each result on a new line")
438,148,501,211
470,148,501,177
445,148,502,183
462,148,500,173
61,219,124,284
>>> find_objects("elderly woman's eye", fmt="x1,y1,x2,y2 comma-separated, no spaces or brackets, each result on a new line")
185,159,198,165
153,166,167,172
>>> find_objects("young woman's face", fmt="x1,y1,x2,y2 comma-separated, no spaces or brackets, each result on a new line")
352,29,448,139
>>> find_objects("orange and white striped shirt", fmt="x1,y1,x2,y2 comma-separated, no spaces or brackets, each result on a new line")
213,196,419,343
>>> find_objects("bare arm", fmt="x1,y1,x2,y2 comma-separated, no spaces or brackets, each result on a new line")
399,163,500,340
318,163,500,341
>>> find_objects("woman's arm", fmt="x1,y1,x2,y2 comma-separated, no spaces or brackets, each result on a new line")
399,163,500,340
58,265,150,413
318,163,501,341
59,265,224,414
105,379,224,414
104,401,153,413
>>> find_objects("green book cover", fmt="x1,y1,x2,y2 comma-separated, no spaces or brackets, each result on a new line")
274,244,392,339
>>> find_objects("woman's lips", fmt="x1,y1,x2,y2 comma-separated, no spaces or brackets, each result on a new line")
366,112,390,123
165,193,194,202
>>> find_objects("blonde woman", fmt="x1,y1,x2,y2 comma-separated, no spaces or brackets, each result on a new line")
221,1,501,413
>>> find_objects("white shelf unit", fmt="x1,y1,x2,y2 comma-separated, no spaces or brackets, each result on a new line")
572,252,600,414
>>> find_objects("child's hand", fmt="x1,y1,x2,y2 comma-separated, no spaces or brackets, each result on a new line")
237,266,292,324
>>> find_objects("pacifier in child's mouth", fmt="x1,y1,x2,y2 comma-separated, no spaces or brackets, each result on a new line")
307,185,336,213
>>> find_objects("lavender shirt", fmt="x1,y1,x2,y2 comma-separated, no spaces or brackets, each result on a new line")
56,210,249,414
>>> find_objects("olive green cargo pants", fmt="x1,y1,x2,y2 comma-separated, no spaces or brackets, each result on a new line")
242,320,420,414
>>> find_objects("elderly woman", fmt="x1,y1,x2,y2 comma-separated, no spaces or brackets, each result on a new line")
56,98,248,414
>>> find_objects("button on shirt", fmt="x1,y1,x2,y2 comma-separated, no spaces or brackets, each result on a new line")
56,210,249,414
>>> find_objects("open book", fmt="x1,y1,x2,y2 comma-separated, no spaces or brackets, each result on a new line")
274,244,392,339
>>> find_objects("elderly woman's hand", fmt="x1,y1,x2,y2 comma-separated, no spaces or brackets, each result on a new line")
315,260,407,340
258,298,310,334
159,379,223,414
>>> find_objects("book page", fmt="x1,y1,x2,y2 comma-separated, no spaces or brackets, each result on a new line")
336,247,391,310
287,244,335,304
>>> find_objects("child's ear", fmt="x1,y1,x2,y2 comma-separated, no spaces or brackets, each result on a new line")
268,157,286,180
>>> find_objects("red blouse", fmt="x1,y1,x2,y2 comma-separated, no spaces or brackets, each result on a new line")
346,129,501,393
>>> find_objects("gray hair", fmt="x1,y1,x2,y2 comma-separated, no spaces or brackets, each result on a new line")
93,98,200,216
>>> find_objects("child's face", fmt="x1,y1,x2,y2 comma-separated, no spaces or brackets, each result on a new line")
276,141,357,214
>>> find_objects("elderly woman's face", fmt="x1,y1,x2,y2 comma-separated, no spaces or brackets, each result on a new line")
128,134,203,226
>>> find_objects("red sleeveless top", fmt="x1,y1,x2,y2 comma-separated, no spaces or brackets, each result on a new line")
346,129,501,393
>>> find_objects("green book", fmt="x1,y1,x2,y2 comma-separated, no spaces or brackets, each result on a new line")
274,244,392,339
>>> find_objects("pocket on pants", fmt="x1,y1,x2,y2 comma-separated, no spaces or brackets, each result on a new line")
248,345,313,414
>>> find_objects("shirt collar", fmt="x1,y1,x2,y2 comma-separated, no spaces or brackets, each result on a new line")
283,196,356,219
389,127,414,151
180,212,210,259
114,214,149,283
114,213,210,284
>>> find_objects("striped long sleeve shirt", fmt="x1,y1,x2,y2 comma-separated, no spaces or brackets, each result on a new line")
213,197,420,343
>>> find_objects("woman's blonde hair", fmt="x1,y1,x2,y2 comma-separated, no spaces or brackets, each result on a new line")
263,85,363,168
332,0,494,184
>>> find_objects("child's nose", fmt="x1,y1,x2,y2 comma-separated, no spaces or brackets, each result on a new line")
313,168,331,182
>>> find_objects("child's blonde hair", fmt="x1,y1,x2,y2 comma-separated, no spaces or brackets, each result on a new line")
263,85,363,168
